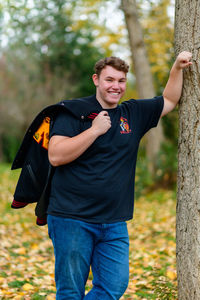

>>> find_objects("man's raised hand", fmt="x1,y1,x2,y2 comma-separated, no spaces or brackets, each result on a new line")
175,51,192,70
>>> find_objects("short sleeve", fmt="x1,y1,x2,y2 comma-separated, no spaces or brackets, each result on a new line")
135,96,164,136
50,111,80,138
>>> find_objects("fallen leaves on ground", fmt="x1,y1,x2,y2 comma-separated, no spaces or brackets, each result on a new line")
0,165,177,299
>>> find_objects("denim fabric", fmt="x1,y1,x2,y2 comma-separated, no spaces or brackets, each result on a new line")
47,215,129,300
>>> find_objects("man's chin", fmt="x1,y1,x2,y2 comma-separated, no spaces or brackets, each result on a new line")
98,93,122,108
101,99,118,109
107,95,121,103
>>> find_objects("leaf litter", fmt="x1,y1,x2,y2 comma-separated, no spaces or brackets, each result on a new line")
0,166,177,299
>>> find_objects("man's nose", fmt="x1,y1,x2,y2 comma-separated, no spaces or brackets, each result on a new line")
112,81,120,89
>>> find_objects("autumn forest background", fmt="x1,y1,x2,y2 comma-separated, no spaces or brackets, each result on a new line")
0,0,178,299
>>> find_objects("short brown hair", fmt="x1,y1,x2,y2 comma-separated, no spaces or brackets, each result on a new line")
94,57,129,77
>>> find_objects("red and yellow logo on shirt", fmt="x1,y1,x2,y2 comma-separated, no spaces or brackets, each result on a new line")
120,117,132,134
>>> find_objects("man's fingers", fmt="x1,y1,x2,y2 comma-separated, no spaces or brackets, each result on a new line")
99,110,108,116
178,51,192,59
176,51,193,69
91,110,111,136
97,111,111,120
95,110,111,123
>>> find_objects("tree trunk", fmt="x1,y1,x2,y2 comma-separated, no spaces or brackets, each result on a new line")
0,136,3,162
120,0,164,174
175,1,200,299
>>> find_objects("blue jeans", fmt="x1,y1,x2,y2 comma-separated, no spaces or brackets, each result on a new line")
47,215,129,300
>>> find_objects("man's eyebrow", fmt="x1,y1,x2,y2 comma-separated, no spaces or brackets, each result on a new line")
105,76,126,80
105,76,114,79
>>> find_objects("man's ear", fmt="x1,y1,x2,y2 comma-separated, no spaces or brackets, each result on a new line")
92,74,99,87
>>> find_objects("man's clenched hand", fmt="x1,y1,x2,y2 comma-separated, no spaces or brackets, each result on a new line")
174,51,192,70
91,111,111,136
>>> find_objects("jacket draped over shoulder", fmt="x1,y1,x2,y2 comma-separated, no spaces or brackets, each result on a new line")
11,95,102,226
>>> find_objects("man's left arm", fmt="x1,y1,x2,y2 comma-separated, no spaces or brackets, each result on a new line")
161,51,192,117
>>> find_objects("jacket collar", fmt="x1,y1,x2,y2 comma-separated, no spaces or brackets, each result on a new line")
60,94,103,119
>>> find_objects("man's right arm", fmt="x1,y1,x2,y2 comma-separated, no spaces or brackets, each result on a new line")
48,111,111,167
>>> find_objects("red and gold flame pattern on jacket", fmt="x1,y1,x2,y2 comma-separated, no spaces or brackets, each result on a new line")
33,117,50,150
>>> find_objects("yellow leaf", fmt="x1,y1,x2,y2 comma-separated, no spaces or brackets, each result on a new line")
49,285,56,291
5,291,12,295
135,268,144,275
13,296,23,300
14,247,26,255
31,243,39,250
166,270,177,280
46,294,56,300
22,283,34,291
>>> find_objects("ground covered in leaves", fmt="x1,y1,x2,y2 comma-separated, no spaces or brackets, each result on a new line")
0,164,177,299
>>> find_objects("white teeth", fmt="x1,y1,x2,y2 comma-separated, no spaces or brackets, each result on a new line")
111,93,119,95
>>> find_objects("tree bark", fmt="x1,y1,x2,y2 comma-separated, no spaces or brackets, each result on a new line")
175,1,200,299
120,0,164,174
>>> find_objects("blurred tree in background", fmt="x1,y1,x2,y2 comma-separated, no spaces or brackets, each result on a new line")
0,0,105,161
141,0,177,188
0,0,176,191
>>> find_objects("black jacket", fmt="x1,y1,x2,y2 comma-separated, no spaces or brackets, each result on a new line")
11,95,102,225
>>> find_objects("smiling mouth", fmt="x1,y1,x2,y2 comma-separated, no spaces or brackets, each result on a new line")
109,92,120,95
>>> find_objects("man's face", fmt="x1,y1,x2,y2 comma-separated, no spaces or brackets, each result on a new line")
92,66,127,109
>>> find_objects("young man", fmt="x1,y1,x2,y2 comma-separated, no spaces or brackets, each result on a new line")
47,51,192,299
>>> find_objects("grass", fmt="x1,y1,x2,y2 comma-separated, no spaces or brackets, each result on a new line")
0,163,177,299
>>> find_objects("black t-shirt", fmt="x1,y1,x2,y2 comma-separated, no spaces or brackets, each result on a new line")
47,96,164,223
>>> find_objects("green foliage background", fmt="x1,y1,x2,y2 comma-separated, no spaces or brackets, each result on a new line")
0,0,177,190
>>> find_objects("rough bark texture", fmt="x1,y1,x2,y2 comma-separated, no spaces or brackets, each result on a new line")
175,1,200,299
121,0,164,174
